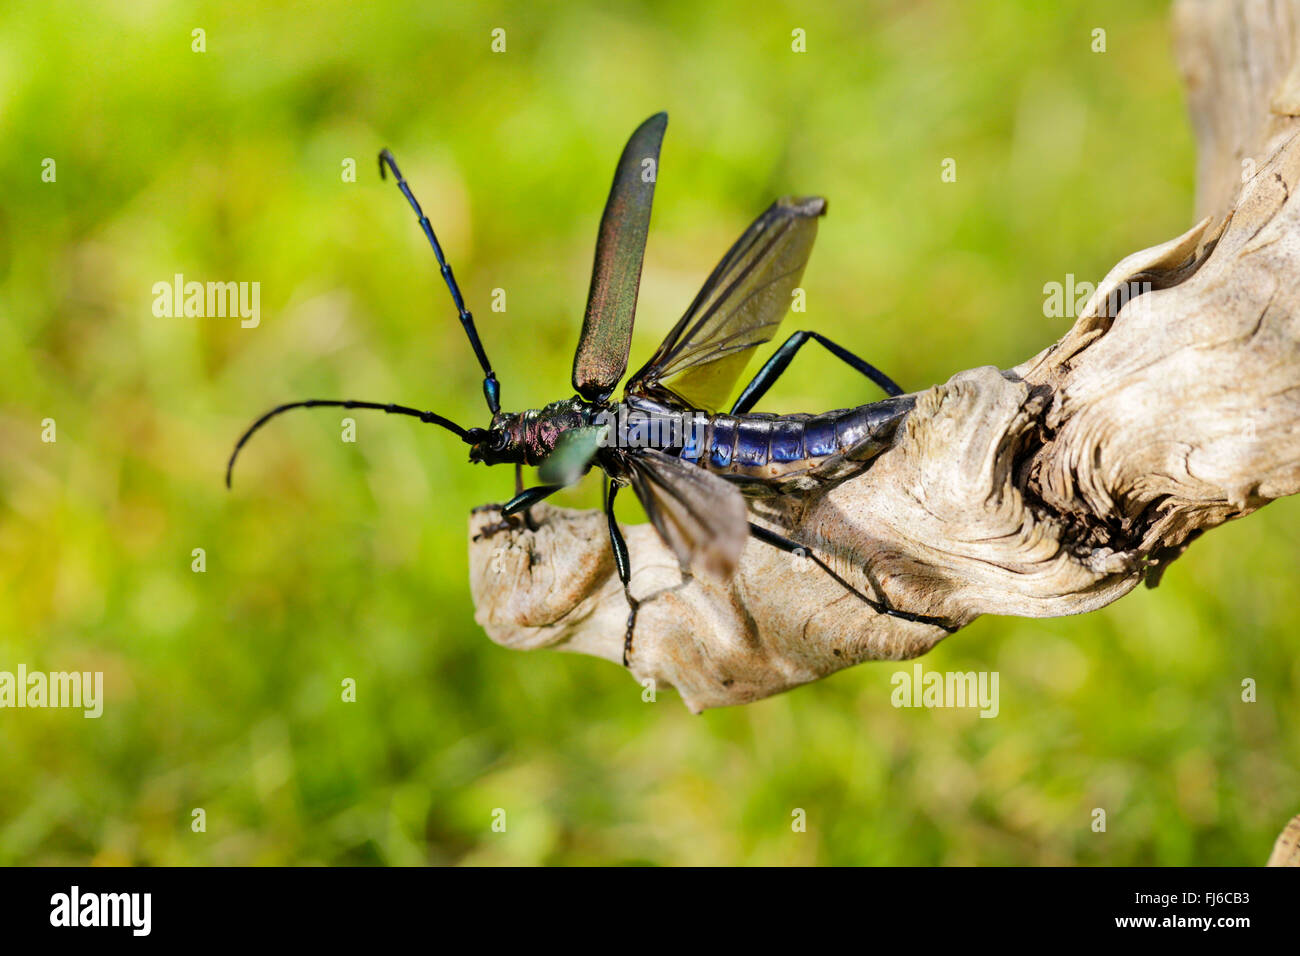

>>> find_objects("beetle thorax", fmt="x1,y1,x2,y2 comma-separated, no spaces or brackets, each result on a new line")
490,397,597,466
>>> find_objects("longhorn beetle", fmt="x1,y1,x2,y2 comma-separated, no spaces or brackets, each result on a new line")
228,113,954,665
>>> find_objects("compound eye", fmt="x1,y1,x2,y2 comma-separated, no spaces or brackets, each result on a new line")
489,429,509,452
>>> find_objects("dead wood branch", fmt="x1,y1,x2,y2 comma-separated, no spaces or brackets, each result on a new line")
468,0,1300,712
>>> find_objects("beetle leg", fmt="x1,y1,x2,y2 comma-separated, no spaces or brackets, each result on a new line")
747,522,956,632
471,515,516,541
516,463,540,531
731,330,904,415
605,480,641,666
472,483,562,540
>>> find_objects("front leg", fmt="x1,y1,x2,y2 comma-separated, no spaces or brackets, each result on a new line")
472,480,562,540
472,464,534,539
515,462,540,531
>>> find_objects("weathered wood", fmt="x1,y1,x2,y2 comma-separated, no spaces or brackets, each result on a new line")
469,0,1300,713
1267,813,1300,865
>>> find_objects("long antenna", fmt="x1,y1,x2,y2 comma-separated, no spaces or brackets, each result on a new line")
226,399,482,488
378,149,500,415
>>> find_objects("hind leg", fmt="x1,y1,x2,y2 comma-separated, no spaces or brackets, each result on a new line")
731,330,904,415
747,522,955,631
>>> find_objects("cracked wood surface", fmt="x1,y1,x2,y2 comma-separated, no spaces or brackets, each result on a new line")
468,0,1300,713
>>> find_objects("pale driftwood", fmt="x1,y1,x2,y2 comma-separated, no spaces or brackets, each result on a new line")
468,0,1300,713
1267,814,1300,865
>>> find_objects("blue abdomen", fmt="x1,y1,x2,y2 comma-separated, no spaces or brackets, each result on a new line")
665,395,915,496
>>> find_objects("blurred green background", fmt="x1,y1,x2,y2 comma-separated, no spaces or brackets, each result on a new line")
1,0,1297,865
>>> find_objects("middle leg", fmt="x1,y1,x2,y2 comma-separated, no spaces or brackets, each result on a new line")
604,480,641,667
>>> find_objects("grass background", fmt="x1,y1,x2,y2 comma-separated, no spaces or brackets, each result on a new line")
1,0,1297,865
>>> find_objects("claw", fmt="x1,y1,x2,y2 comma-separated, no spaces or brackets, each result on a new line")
473,517,520,541
622,598,641,667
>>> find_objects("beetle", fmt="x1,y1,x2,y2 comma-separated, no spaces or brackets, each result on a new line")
227,113,954,664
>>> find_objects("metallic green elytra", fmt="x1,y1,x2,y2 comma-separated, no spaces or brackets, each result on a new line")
572,111,667,403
